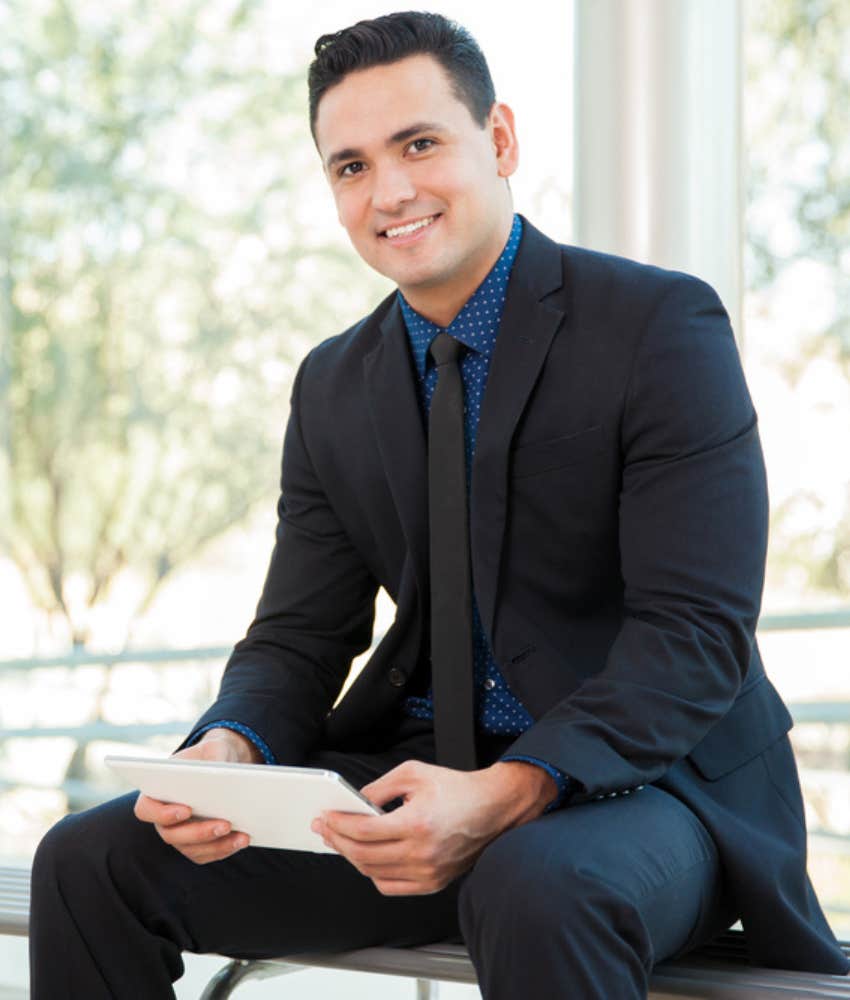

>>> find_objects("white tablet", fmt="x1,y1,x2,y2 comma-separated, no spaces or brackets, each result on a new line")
105,754,383,854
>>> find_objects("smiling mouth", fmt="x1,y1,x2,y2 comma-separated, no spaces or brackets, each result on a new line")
380,214,441,239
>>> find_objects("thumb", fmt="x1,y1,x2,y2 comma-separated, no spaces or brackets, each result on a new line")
360,760,426,808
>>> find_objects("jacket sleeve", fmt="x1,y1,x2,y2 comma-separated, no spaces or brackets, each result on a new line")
504,274,770,797
177,353,379,764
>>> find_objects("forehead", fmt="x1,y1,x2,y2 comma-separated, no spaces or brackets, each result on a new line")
314,53,473,156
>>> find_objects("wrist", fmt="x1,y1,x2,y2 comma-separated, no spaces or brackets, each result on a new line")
484,760,558,827
200,727,263,764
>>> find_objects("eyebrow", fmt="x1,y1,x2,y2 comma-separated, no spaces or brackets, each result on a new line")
325,121,448,171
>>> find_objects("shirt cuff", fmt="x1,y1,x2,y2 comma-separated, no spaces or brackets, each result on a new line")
185,720,277,765
501,754,575,812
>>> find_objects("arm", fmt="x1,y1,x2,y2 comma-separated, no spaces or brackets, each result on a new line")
175,354,379,765
505,274,768,796
143,353,380,863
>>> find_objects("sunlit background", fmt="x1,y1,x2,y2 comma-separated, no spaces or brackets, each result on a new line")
1,0,848,995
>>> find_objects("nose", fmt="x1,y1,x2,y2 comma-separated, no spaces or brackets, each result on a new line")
371,161,416,214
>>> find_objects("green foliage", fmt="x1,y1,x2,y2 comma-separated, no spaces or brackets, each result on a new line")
746,0,850,320
746,0,850,599
0,0,390,645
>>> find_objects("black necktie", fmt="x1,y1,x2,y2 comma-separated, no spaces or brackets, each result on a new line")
428,333,477,771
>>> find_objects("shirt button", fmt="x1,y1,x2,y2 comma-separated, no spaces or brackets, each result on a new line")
483,677,496,691
387,667,406,688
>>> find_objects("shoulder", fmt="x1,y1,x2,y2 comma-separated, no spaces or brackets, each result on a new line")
571,245,716,297
295,289,397,388
519,216,723,323
561,245,724,328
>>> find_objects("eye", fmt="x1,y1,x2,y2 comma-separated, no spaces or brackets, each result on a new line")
408,137,435,153
339,161,365,178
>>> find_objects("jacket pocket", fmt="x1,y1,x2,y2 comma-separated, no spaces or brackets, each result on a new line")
687,675,793,781
511,425,603,479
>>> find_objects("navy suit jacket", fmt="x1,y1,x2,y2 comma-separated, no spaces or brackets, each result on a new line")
182,217,848,973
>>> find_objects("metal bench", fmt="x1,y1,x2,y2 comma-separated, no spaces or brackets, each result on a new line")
4,866,850,998
199,935,850,999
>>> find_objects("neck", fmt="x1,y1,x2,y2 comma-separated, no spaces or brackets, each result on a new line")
401,209,515,327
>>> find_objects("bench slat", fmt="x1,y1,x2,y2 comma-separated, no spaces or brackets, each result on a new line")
652,963,850,995
199,951,850,1000
201,937,850,998
274,944,477,984
0,868,30,936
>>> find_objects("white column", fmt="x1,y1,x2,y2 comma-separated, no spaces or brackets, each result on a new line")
573,0,742,335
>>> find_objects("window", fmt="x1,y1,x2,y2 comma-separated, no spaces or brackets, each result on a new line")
744,0,850,937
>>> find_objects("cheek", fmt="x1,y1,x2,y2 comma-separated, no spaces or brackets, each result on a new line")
335,189,367,235
432,159,492,211
428,161,470,199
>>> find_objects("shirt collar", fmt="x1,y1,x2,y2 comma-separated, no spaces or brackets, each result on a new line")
398,214,524,378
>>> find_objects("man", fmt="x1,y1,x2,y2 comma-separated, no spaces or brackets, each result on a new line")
29,11,849,999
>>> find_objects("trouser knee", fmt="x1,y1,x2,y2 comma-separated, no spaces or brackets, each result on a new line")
31,792,149,907
459,826,637,943
458,824,652,999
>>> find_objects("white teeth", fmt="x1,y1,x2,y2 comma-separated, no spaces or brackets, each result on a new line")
384,215,437,238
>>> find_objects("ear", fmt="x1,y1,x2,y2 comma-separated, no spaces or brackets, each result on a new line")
489,102,519,178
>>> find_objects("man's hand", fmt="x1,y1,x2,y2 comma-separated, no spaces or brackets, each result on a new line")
312,759,557,896
133,728,261,865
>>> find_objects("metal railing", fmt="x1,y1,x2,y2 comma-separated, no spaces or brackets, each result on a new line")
1,613,849,765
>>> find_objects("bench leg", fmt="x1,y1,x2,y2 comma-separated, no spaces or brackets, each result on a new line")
200,961,441,1000
199,958,302,999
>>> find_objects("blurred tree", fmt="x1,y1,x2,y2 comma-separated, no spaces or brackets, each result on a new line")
747,0,849,303
746,0,850,598
0,0,389,647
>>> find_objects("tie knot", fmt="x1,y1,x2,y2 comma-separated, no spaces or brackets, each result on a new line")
429,333,463,368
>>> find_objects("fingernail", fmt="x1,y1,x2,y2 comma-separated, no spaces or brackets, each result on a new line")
214,824,228,837
172,808,189,822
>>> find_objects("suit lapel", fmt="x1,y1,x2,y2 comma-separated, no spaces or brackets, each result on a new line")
471,219,567,638
363,297,429,602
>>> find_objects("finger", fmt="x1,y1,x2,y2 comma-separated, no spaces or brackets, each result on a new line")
322,829,448,882
134,793,192,826
155,818,237,848
180,832,250,865
372,878,439,897
360,761,427,806
320,807,412,843
316,822,445,886
317,824,408,866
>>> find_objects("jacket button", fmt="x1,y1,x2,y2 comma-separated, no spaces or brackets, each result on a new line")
387,667,406,687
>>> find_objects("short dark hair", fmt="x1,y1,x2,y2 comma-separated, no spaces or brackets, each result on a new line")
308,11,496,141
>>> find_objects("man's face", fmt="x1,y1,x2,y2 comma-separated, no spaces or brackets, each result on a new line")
314,54,518,320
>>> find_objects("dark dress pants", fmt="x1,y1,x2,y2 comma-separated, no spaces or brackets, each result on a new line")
29,718,735,1000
